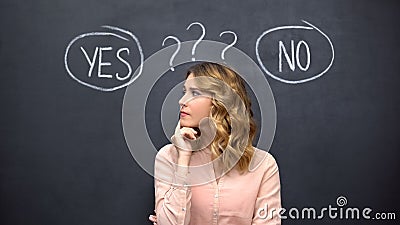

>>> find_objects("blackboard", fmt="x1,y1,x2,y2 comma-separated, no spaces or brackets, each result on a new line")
1,0,399,224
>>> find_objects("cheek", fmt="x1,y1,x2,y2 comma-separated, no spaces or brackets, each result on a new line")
199,106,211,117
192,99,212,117
198,100,212,116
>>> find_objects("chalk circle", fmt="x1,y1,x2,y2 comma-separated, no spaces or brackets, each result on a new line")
255,20,335,84
64,25,144,91
122,40,276,185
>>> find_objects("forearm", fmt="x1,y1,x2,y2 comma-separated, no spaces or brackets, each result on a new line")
155,174,192,225
154,147,192,225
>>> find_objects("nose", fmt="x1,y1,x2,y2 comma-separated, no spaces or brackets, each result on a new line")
179,89,195,107
178,94,187,108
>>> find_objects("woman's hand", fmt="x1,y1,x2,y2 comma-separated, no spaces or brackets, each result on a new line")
171,123,198,166
148,214,157,225
171,117,216,166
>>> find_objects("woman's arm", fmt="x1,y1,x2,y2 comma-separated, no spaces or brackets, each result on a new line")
153,119,215,224
154,145,192,225
252,153,281,225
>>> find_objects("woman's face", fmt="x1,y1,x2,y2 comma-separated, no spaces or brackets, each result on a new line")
179,74,212,128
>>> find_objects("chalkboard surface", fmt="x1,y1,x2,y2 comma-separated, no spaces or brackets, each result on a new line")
1,0,399,224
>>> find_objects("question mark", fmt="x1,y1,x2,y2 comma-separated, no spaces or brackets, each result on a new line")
219,31,237,60
186,22,205,61
162,36,181,71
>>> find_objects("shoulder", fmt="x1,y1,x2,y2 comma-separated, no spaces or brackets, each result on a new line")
157,144,174,155
249,147,279,174
156,144,178,161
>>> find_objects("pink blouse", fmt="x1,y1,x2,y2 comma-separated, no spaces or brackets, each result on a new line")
154,144,281,225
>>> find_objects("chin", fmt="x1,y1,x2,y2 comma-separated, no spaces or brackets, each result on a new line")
180,119,198,128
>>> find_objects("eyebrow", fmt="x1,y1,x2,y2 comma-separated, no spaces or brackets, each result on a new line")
183,85,201,91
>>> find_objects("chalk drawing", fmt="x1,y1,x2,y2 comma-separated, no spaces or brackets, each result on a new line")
278,40,311,72
64,25,143,91
186,22,205,61
219,31,237,60
255,20,334,84
161,36,181,71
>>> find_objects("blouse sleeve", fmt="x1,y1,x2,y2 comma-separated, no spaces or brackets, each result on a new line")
252,153,281,225
154,145,192,225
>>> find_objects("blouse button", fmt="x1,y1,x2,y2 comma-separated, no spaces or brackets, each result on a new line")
214,194,218,198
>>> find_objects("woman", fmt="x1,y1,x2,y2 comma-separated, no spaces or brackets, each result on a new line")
149,62,281,225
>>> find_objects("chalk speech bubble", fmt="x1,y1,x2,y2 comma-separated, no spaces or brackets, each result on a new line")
255,20,335,84
64,25,144,91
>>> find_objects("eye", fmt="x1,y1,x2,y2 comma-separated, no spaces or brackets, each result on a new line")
192,90,201,96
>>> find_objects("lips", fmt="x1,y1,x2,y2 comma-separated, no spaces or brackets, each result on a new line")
180,111,189,117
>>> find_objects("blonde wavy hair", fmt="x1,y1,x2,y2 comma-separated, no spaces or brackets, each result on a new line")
186,62,257,173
